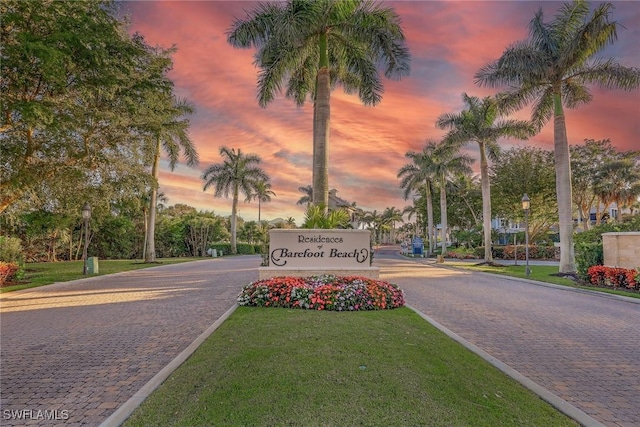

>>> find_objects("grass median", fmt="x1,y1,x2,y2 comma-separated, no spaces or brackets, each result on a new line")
443,262,639,299
124,307,575,427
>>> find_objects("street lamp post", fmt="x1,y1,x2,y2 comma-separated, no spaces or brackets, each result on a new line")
521,194,530,277
82,203,91,275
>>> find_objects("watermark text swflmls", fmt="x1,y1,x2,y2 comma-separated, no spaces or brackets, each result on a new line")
3,409,70,421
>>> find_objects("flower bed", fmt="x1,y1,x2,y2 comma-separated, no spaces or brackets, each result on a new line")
238,275,405,311
587,265,639,291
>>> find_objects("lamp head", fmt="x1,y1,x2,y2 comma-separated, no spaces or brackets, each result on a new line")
82,203,92,220
521,194,530,211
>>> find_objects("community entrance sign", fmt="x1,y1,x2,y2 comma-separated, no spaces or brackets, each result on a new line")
259,229,379,279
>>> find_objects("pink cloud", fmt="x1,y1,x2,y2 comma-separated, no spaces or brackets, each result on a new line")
127,1,640,223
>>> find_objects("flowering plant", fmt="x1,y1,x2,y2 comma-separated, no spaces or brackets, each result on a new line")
587,265,639,291
238,275,405,311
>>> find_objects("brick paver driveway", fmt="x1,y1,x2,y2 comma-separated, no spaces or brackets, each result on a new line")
375,247,640,427
2,251,638,426
1,256,258,426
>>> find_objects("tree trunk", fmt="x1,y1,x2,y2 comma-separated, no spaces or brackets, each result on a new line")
231,186,238,254
479,141,493,263
440,174,448,256
312,33,330,210
553,95,576,274
145,139,161,263
426,184,434,256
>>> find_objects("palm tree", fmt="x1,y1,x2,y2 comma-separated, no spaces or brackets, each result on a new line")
227,0,410,209
594,153,640,222
247,180,275,223
145,96,198,263
430,141,474,257
382,207,403,244
296,185,313,207
437,94,533,263
398,143,437,255
302,205,350,229
475,0,640,273
202,147,268,254
363,209,384,245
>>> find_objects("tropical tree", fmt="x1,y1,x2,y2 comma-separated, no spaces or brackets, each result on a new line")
296,185,313,207
570,139,617,229
429,141,474,256
475,0,640,273
593,152,640,222
143,95,198,263
227,0,410,208
381,207,403,244
202,147,268,254
436,94,533,263
0,0,163,213
247,180,276,223
397,143,437,255
302,205,350,229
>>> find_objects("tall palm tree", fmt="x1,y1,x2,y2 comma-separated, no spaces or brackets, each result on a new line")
202,147,268,254
437,94,533,263
247,180,275,223
398,142,437,255
430,141,474,257
227,0,410,209
382,206,403,244
475,0,640,273
145,96,198,263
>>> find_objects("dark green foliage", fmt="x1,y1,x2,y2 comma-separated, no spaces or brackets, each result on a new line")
574,216,640,281
575,243,604,281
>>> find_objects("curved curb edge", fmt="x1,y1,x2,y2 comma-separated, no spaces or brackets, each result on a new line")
99,303,239,427
406,304,605,427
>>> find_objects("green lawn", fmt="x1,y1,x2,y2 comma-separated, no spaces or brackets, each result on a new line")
1,258,206,293
124,307,575,427
443,262,639,299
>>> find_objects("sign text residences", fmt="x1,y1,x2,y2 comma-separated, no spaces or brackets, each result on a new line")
268,229,371,268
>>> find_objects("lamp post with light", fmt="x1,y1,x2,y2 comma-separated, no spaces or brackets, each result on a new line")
82,203,91,275
521,194,530,277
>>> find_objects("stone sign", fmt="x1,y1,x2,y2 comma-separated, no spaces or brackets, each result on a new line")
602,232,640,269
259,229,378,279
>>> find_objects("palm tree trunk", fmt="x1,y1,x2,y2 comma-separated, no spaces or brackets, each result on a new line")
426,185,434,256
312,33,330,210
231,186,238,254
440,174,448,256
145,140,161,263
553,96,576,274
479,142,493,263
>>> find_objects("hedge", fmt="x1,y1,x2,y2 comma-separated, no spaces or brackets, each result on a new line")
587,265,639,291
208,243,263,255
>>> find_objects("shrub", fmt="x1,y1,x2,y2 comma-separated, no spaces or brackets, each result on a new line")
445,247,479,259
575,242,603,282
0,236,24,263
587,265,639,291
0,261,20,286
238,275,405,311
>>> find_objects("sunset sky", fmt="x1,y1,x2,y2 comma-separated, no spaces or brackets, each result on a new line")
125,1,640,224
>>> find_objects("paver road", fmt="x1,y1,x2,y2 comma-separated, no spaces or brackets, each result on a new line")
375,247,640,427
1,257,258,426
2,251,638,426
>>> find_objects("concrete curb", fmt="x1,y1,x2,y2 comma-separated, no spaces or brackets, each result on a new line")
99,304,239,427
406,304,605,427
